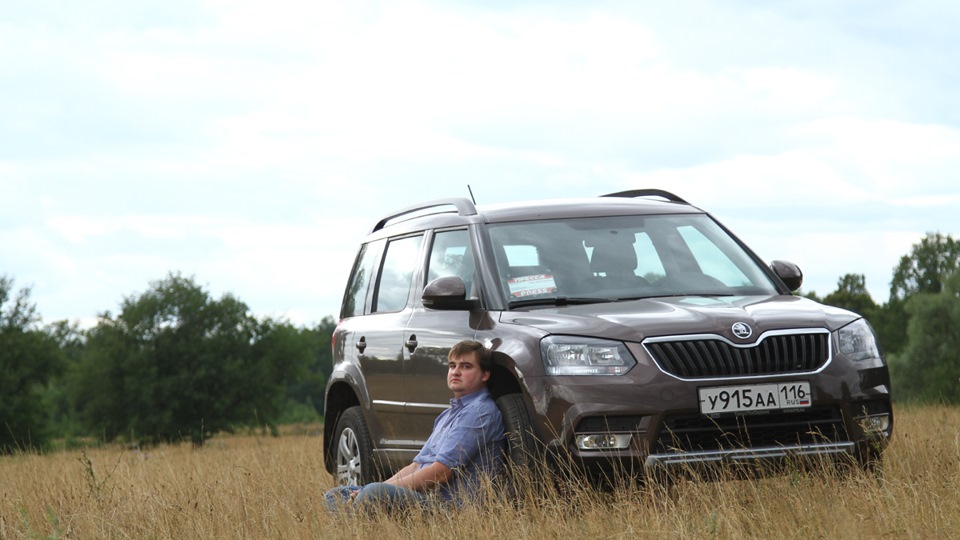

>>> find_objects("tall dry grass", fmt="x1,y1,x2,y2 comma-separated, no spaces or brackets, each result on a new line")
2,405,957,539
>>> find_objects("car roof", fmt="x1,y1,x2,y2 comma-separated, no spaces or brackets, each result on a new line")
477,196,703,223
364,191,706,241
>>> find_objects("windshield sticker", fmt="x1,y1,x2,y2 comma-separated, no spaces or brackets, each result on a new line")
507,274,558,298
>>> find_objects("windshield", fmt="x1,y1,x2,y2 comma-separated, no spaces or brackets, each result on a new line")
486,214,779,307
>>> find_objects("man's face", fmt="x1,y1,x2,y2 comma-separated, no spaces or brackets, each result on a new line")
447,351,490,398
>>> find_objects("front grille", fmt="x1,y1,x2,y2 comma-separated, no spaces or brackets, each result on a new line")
655,407,848,454
645,331,830,379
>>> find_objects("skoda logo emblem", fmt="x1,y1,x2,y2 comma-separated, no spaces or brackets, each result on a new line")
731,322,753,339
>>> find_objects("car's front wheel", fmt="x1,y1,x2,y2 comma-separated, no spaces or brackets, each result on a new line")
332,406,374,486
496,393,548,495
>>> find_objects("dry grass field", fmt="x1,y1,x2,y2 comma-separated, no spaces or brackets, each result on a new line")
2,405,958,539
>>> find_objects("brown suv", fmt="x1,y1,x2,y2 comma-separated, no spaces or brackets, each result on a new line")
323,189,893,485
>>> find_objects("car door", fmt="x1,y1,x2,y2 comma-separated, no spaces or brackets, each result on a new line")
353,233,423,448
403,228,480,443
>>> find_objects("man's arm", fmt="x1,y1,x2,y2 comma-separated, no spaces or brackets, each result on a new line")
383,462,419,484
383,461,453,492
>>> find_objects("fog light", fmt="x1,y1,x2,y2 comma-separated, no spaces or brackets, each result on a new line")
861,414,891,433
576,433,632,450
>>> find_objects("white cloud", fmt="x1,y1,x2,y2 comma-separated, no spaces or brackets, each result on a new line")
2,0,959,327
796,117,960,194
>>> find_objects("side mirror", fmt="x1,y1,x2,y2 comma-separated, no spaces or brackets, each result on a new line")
770,260,803,292
422,276,479,310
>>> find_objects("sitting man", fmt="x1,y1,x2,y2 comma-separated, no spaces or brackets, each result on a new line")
324,339,505,512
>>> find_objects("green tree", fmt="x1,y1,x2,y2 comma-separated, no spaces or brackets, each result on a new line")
871,298,909,356
0,276,63,452
314,316,336,380
879,233,960,355
822,273,878,318
281,316,336,422
74,273,311,445
40,320,86,439
890,271,960,403
890,232,960,301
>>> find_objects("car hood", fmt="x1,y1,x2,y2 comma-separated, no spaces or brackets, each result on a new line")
498,295,858,344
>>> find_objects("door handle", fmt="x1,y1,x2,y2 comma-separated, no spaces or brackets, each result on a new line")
356,336,367,353
405,335,418,352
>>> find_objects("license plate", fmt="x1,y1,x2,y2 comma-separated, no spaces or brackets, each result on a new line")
698,382,811,415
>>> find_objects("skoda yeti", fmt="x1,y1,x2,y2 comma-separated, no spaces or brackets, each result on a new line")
323,189,893,485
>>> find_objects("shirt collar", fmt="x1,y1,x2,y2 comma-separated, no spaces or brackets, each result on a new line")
449,387,488,409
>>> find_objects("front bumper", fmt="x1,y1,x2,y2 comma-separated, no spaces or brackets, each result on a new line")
645,441,856,469
523,347,892,475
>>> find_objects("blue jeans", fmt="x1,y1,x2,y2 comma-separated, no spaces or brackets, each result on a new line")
323,483,430,514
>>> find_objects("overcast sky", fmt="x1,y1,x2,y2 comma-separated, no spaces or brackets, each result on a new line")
3,0,959,328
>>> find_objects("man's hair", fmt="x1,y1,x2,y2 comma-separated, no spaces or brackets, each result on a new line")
449,340,493,372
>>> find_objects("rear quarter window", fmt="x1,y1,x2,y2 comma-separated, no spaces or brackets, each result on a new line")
341,239,384,318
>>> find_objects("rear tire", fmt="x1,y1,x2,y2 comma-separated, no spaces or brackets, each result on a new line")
332,406,375,486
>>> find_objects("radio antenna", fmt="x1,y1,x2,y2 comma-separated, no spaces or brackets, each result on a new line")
467,185,477,204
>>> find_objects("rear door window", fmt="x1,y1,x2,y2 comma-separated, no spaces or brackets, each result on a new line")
373,235,423,313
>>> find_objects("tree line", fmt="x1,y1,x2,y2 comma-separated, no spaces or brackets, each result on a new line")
3,232,960,453
1,273,334,453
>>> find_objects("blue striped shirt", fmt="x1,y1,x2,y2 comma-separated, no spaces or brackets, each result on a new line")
412,388,505,502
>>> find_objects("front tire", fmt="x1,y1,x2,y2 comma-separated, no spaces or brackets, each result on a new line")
497,393,547,495
332,406,375,486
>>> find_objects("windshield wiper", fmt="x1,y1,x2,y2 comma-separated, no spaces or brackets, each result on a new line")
507,296,614,309
619,292,737,301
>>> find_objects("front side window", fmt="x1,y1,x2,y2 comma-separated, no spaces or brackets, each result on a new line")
427,229,476,296
373,235,423,313
486,214,778,306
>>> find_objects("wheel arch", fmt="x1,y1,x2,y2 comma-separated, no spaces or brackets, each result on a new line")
486,345,535,405
323,380,361,474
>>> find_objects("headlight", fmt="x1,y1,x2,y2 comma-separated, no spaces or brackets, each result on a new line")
541,336,636,376
836,319,881,362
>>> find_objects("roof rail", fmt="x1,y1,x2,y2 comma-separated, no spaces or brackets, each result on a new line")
371,197,478,233
601,189,690,205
